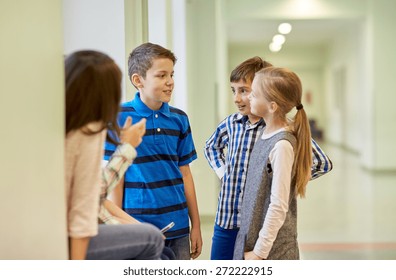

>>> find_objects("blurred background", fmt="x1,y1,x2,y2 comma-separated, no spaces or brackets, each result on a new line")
1,0,395,259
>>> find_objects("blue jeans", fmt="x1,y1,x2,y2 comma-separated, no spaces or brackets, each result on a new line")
161,246,176,260
86,223,164,260
165,235,190,260
210,224,239,260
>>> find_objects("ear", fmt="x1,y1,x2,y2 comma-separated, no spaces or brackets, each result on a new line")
269,101,278,113
131,74,143,89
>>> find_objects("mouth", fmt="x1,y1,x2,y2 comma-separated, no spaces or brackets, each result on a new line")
163,90,173,96
237,105,246,110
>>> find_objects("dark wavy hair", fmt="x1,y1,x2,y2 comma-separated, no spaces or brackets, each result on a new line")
65,50,121,144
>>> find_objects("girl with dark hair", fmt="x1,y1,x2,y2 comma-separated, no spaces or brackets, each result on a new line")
65,50,164,260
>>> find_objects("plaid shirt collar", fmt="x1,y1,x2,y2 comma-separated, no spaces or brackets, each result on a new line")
233,113,265,128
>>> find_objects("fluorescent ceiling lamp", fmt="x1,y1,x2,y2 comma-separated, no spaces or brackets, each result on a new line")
278,23,292,34
272,34,286,45
269,42,282,52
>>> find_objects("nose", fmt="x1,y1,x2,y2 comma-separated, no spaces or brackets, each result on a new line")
166,76,174,86
234,92,241,103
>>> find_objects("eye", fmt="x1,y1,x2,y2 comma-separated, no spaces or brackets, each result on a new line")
241,88,251,96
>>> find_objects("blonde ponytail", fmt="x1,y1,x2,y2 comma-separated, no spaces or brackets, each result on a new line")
292,106,312,198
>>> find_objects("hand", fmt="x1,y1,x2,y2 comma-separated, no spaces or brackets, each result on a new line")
190,226,203,259
120,117,146,148
244,251,263,260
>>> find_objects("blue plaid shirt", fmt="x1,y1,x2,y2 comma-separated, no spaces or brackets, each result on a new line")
204,113,332,229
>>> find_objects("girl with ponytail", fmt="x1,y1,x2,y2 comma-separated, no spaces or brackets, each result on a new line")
233,67,312,260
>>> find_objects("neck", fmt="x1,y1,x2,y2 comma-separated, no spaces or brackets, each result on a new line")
247,114,261,124
140,93,162,111
263,116,287,134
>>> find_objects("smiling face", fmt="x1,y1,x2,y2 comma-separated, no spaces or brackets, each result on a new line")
231,80,253,116
133,57,174,110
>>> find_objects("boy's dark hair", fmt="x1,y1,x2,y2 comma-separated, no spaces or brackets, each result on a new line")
65,50,121,144
230,56,272,83
128,42,177,80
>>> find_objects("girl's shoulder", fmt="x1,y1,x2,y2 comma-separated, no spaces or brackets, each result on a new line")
66,121,106,142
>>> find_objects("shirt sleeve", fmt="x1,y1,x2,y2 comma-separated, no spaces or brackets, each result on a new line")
98,143,136,224
253,140,294,259
310,138,333,180
100,143,136,200
178,115,198,166
67,130,105,238
203,118,229,179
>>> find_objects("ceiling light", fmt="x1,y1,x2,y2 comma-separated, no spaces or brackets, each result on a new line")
269,42,282,52
278,23,292,34
272,34,286,45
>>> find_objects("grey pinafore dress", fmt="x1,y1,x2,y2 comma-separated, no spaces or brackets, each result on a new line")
233,130,299,260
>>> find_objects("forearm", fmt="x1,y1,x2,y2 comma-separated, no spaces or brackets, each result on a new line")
103,199,140,224
108,178,124,208
102,144,135,197
180,165,202,259
185,181,200,228
180,166,200,228
69,237,90,260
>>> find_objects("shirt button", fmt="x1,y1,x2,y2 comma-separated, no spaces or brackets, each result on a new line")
157,128,161,132
155,114,158,118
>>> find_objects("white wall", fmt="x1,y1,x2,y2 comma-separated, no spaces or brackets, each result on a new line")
148,0,171,47
215,0,231,121
0,0,67,259
147,0,188,112
325,21,364,153
369,0,396,170
185,0,219,216
124,0,149,101
63,0,127,100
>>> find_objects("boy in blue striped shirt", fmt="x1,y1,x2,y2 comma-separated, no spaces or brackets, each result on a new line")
204,56,332,260
105,43,202,260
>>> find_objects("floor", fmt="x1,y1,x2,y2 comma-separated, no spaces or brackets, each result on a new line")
197,143,396,260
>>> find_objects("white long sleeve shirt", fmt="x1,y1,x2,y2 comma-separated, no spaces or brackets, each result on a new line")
253,128,294,259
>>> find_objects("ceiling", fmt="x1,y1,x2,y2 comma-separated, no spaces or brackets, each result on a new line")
227,19,360,47
224,0,365,49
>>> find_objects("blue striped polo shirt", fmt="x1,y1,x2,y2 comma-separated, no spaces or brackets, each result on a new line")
104,93,197,239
